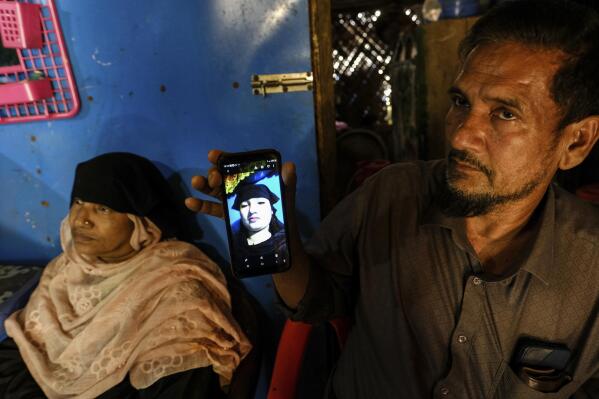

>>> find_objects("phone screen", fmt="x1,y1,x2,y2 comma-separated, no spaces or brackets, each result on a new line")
219,150,291,278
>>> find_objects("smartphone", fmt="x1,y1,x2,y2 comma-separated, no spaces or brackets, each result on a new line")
510,338,572,393
511,338,571,370
218,149,291,278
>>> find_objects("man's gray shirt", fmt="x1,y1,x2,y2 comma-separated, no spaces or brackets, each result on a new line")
292,160,599,399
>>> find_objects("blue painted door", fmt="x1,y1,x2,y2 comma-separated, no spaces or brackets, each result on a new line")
0,0,319,396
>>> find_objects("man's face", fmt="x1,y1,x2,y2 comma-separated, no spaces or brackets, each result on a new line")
68,198,135,261
443,42,566,216
239,197,273,233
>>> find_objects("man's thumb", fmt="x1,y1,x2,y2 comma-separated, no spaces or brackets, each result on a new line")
281,162,297,210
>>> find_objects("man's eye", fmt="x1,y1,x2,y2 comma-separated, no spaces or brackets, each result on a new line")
496,109,516,121
451,95,469,108
257,201,266,205
74,198,84,205
98,206,111,214
240,203,248,209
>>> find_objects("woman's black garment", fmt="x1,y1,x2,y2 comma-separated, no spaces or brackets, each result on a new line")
232,224,289,268
0,338,225,399
0,338,45,399
233,229,288,259
96,365,225,399
70,152,181,239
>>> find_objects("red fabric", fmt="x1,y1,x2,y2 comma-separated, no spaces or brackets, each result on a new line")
576,183,599,204
330,318,351,349
267,320,313,399
267,318,351,399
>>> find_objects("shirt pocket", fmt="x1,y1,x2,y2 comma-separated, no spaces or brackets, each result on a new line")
492,364,571,399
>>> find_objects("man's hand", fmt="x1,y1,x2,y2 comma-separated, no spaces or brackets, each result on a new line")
185,150,226,218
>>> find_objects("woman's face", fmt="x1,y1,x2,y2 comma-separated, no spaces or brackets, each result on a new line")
239,197,273,233
68,198,135,262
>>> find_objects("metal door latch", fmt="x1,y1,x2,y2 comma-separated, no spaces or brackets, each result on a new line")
251,72,313,96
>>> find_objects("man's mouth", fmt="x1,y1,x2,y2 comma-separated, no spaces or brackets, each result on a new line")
248,217,259,223
451,158,480,173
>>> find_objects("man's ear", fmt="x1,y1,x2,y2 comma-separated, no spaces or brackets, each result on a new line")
558,116,599,170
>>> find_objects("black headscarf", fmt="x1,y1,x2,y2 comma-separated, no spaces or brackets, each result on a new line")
70,152,179,238
231,184,279,210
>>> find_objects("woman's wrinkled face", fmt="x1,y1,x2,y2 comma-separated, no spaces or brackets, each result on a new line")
68,198,135,262
239,197,273,233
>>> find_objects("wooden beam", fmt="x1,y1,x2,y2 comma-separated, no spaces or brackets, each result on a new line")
309,0,337,216
419,17,478,160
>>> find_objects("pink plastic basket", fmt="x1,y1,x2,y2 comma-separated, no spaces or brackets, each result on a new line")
0,0,79,124
0,2,42,48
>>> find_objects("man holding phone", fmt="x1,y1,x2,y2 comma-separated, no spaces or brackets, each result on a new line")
186,1,599,397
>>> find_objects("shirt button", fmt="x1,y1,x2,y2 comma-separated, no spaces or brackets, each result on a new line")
440,387,450,396
473,277,482,285
457,335,468,344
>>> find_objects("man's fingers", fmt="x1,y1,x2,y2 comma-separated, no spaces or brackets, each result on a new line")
189,175,220,199
207,149,223,166
186,149,228,218
282,161,297,207
281,162,297,226
184,197,224,219
191,175,208,191
190,173,223,200
281,162,296,187
207,166,222,188
185,197,203,212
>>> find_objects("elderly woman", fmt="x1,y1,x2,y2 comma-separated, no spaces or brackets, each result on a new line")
1,153,251,399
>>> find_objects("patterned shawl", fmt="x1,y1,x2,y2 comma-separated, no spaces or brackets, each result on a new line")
4,216,251,399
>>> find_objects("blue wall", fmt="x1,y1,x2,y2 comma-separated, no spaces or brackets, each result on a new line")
0,0,320,396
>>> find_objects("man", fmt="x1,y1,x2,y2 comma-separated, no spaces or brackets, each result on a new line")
186,1,599,397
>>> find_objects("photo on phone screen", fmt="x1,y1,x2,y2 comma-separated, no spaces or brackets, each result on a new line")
219,150,291,278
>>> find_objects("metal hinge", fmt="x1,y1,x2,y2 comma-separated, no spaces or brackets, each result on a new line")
251,72,313,96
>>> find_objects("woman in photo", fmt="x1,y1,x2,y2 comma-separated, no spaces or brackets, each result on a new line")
230,184,287,264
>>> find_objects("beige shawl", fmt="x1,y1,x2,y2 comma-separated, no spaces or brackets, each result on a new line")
4,216,251,399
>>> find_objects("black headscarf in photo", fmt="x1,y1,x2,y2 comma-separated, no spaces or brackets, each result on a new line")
70,152,179,239
230,183,284,236
231,184,280,210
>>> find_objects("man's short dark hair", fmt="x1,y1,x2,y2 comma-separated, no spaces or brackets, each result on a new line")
459,0,599,130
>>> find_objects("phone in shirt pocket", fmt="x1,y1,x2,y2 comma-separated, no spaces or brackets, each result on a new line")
510,337,572,393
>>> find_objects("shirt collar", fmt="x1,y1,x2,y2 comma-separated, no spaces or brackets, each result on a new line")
518,185,555,286
420,184,556,286
420,199,475,255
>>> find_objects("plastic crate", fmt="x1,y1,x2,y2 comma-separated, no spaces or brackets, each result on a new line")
0,2,42,48
0,0,79,124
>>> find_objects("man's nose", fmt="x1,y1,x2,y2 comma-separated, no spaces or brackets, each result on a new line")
447,110,487,151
